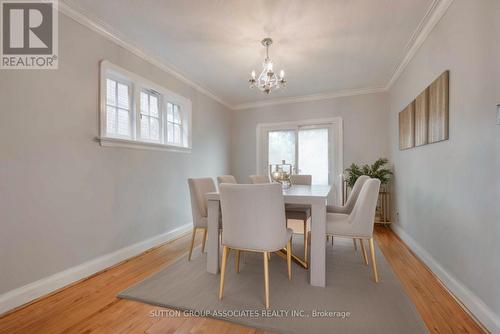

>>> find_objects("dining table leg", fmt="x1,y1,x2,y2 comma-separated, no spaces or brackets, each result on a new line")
206,199,220,274
310,202,326,287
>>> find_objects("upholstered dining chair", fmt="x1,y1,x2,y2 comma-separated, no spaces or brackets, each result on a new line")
327,175,370,253
217,175,237,186
248,174,270,184
286,174,312,267
327,175,370,214
326,178,381,282
187,177,217,261
218,183,293,309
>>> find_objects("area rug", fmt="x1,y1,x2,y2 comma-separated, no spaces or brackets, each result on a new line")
118,236,427,334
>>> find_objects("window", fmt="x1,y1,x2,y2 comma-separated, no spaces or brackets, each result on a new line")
140,90,161,142
298,127,329,185
257,118,343,205
268,130,296,167
99,61,192,151
166,103,183,145
266,127,328,185
106,78,131,138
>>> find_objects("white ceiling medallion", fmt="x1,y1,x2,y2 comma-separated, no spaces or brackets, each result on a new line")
248,38,286,95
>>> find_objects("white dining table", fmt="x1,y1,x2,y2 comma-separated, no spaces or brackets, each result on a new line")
205,184,331,287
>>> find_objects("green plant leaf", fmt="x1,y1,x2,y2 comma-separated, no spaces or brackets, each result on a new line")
344,158,392,187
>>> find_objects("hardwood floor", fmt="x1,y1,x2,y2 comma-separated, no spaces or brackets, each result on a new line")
374,226,485,334
0,226,485,334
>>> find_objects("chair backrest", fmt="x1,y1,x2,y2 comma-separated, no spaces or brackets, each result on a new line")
217,175,237,186
290,174,312,185
188,178,216,227
344,175,370,213
348,178,381,237
248,175,270,184
220,183,287,251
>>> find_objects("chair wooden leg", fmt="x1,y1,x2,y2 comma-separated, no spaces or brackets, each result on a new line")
188,228,197,261
303,220,308,265
219,246,230,299
235,250,241,273
360,239,369,265
369,238,379,283
287,239,292,280
201,228,208,253
353,238,358,251
263,251,270,309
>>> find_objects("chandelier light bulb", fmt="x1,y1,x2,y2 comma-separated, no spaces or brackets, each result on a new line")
251,70,256,79
280,70,285,78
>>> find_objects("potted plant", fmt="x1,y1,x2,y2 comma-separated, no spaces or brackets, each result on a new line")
344,158,392,188
344,158,393,223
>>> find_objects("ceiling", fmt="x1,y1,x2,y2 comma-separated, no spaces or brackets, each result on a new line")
63,0,437,108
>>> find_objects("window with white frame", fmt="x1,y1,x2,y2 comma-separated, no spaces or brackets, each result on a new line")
256,118,344,205
100,61,192,151
140,90,161,142
106,78,132,138
166,103,183,145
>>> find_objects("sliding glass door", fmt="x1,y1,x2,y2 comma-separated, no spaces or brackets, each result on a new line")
297,127,329,185
267,126,331,185
257,118,343,204
268,130,296,168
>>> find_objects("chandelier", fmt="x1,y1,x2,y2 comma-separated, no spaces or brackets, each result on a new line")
248,38,286,94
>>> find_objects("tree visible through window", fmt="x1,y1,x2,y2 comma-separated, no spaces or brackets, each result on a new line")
268,130,296,167
267,127,330,185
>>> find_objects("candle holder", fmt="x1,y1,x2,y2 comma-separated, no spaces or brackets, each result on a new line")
269,160,292,188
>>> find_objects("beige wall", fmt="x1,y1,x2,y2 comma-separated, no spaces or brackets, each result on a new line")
388,0,499,330
0,14,232,294
231,93,391,184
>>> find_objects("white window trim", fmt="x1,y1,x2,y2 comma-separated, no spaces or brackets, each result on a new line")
166,103,185,146
138,89,163,144
256,117,344,205
98,136,191,153
103,74,134,140
99,60,192,152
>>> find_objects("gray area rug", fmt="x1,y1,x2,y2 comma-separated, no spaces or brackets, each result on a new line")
119,236,427,334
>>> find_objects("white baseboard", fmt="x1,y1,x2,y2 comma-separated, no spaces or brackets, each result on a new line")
391,224,500,334
0,223,192,316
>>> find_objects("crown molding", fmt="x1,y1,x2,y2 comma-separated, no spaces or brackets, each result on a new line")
233,87,387,110
59,0,453,111
233,0,454,110
58,2,234,110
385,0,454,89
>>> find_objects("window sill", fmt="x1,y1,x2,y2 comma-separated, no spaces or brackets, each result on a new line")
98,136,191,153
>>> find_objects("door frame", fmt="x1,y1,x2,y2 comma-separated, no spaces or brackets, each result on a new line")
256,117,343,205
